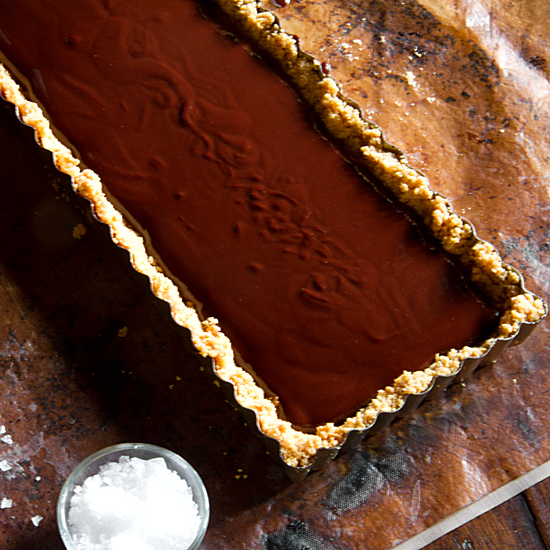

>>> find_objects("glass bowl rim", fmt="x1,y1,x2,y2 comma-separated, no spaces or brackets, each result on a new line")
56,442,209,550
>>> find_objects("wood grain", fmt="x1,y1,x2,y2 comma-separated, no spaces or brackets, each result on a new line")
525,477,550,550
426,483,550,550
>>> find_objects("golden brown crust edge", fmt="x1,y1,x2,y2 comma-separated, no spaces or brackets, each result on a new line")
0,0,546,470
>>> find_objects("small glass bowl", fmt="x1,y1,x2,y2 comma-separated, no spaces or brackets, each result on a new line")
57,442,209,550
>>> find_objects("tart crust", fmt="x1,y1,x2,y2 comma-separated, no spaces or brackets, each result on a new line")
0,0,546,476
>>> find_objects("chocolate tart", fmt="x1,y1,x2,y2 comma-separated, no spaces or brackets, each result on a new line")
0,0,546,479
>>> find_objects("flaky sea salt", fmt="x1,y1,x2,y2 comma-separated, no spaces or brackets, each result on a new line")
68,456,201,550
1,498,12,509
31,515,43,526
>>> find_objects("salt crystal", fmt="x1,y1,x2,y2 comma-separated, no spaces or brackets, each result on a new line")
68,456,201,550
0,460,12,472
0,426,5,435
0,435,13,445
1,498,12,509
31,515,43,526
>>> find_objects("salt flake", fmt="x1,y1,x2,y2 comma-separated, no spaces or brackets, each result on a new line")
0,498,12,509
0,435,13,445
0,426,5,435
31,515,43,526
0,460,12,472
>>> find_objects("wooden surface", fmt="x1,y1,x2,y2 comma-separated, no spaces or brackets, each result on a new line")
426,477,550,550
1,0,549,548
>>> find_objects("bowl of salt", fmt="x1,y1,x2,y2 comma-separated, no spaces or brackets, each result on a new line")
57,443,209,550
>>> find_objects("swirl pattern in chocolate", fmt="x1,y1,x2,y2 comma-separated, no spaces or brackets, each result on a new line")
0,0,498,428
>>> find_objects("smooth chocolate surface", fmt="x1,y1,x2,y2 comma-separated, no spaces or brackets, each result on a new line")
0,0,498,427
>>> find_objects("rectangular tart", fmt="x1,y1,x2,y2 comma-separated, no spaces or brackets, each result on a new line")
0,0,546,478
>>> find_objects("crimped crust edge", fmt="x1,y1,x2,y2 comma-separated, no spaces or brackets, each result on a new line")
0,0,546,473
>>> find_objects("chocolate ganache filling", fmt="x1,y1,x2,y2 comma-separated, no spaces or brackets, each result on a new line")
0,0,498,428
